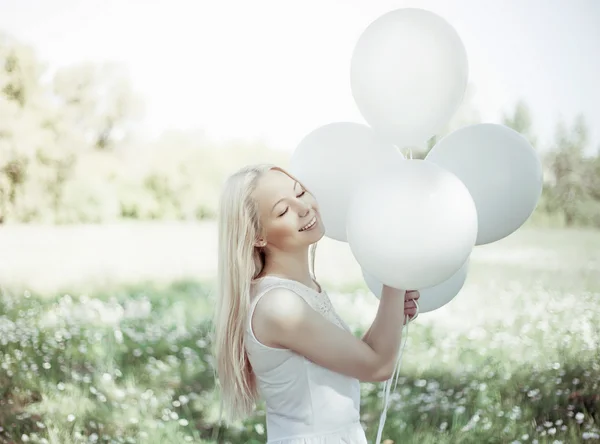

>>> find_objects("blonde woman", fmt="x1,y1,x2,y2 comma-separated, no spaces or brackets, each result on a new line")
213,164,419,443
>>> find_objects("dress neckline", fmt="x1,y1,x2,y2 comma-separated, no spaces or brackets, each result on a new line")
256,274,324,295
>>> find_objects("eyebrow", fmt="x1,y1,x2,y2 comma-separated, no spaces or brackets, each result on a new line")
271,181,299,212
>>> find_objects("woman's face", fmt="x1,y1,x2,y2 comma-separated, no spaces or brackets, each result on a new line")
253,169,325,251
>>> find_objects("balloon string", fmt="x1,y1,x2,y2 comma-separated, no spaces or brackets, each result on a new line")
393,300,418,391
374,299,419,444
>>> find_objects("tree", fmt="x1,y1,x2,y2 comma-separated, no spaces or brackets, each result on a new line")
0,34,143,223
0,34,49,222
546,115,591,226
502,100,537,148
53,62,144,150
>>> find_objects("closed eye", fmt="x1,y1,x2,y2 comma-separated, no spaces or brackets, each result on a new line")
276,186,305,217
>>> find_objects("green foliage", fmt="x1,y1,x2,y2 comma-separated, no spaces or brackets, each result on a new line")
1,229,599,442
503,100,537,147
0,34,288,224
1,262,600,444
541,116,600,227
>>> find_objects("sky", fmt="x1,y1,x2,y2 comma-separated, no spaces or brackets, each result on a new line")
0,0,598,154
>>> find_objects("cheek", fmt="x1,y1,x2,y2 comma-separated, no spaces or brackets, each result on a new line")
265,217,299,243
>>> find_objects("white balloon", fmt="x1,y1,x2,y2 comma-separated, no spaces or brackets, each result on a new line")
350,8,468,148
347,159,477,290
362,257,470,314
426,123,543,245
289,122,403,242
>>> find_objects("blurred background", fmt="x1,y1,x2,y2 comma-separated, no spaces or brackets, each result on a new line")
0,0,599,443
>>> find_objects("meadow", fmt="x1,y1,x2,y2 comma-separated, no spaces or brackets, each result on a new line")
0,223,599,444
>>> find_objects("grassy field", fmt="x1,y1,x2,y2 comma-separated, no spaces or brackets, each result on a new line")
1,223,600,443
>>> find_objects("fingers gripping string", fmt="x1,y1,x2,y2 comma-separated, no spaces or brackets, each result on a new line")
374,298,419,444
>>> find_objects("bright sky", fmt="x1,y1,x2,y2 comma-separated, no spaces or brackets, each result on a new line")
1,0,598,153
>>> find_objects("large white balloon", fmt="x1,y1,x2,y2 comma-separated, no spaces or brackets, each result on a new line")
347,160,477,290
289,122,403,242
426,123,543,245
362,258,470,314
350,8,468,148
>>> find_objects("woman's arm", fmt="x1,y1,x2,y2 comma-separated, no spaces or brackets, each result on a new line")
359,286,418,377
362,287,418,341
252,287,419,382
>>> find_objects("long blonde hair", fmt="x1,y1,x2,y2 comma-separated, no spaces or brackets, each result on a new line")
213,163,317,421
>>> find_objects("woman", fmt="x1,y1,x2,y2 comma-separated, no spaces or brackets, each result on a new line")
213,164,419,443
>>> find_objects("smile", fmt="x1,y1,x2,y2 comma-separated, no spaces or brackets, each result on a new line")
299,216,317,232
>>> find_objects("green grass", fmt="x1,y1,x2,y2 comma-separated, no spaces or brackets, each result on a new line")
1,227,600,443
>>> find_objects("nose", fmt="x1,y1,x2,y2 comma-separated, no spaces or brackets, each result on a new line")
299,203,311,218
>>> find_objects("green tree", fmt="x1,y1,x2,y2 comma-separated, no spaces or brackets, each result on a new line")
0,34,144,223
0,34,52,222
53,62,144,150
546,115,596,226
502,100,537,148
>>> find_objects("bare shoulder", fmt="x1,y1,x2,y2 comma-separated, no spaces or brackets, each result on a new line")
252,287,308,336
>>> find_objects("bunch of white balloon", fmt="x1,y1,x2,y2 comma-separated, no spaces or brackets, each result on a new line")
289,8,543,314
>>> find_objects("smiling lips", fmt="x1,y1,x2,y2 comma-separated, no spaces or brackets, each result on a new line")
299,216,317,232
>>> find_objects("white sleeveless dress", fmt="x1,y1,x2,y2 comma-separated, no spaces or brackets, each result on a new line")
245,275,368,444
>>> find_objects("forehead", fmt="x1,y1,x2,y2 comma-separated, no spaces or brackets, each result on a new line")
253,169,295,206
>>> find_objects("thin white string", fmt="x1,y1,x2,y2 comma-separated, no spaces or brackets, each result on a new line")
393,300,419,392
374,298,420,444
374,316,405,444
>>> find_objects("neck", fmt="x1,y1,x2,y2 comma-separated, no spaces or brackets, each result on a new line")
262,245,313,286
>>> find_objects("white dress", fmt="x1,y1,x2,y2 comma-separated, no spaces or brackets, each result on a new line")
245,275,368,444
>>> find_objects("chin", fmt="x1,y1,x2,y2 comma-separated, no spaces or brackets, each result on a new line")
311,222,326,242
298,222,325,245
